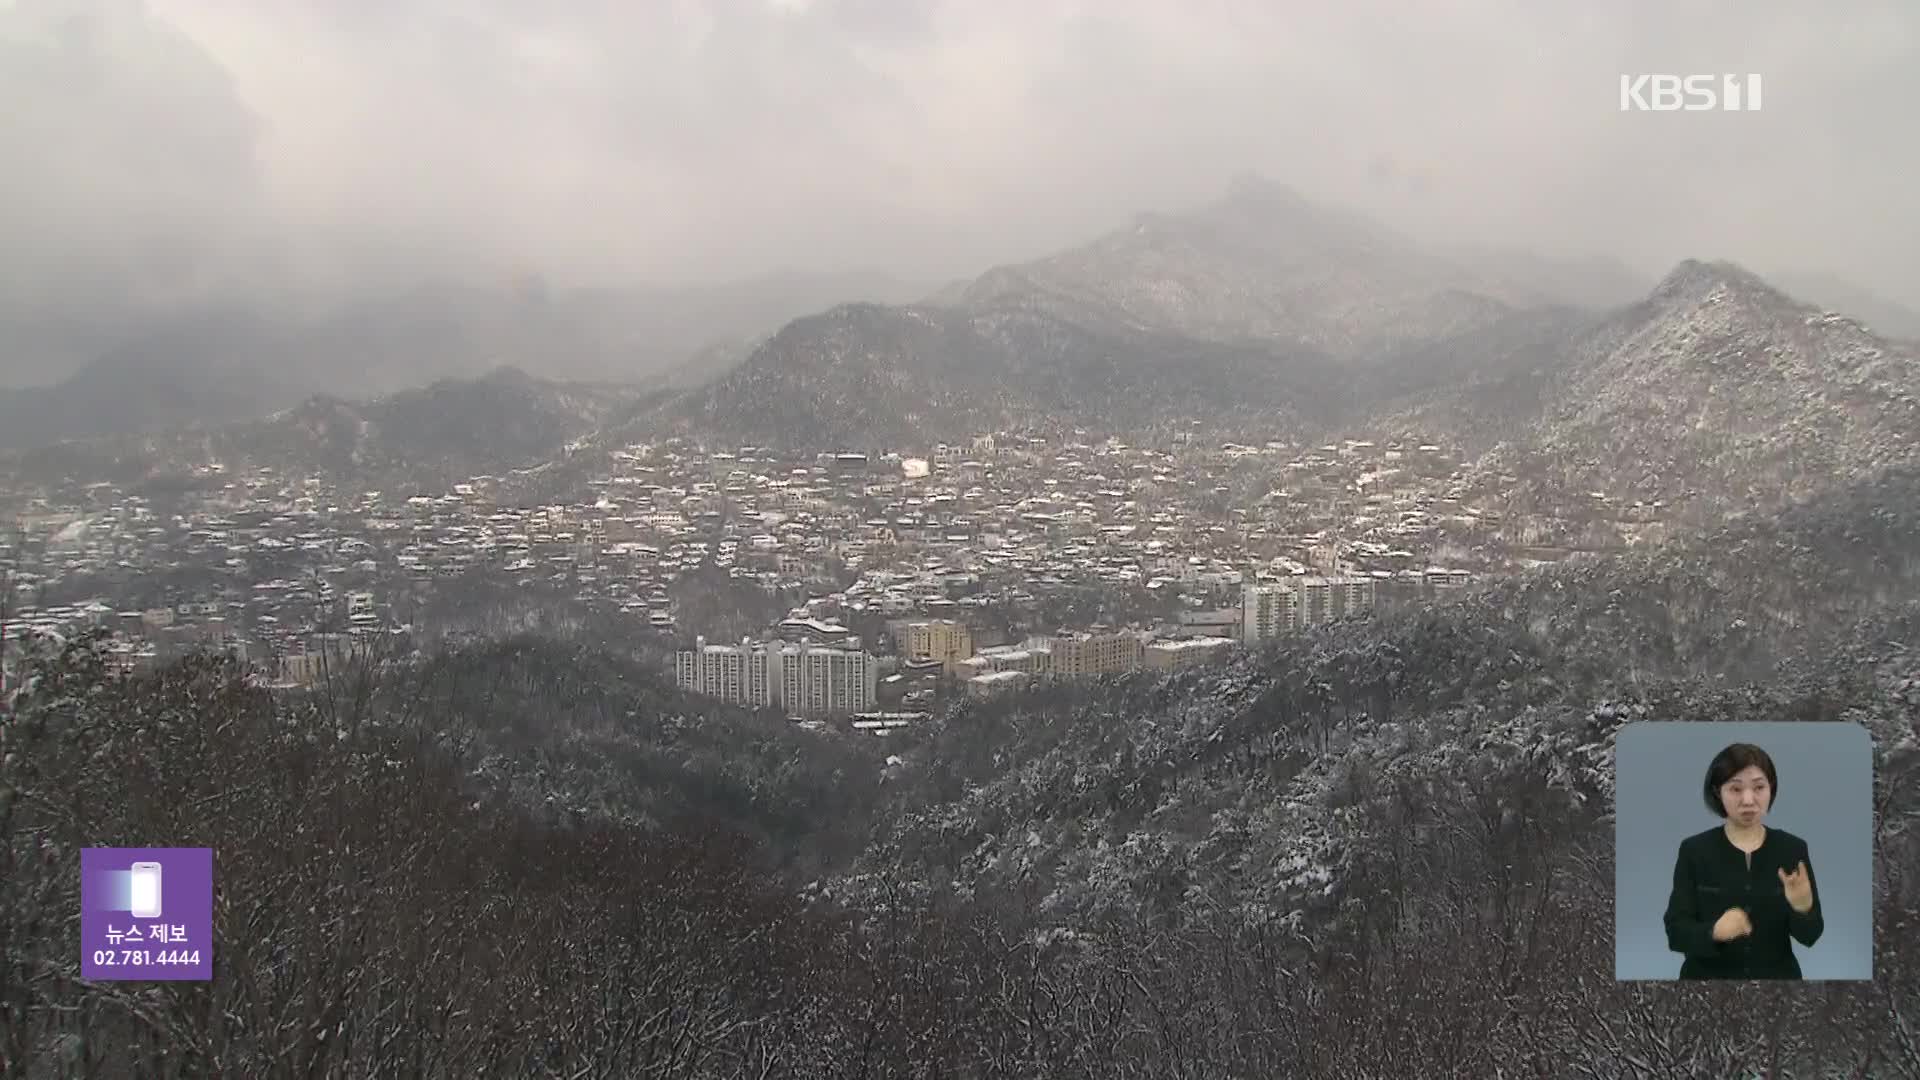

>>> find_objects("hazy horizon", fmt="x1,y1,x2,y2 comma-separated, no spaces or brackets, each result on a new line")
3,0,1916,386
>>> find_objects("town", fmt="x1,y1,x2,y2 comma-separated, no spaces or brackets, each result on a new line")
1,426,1653,723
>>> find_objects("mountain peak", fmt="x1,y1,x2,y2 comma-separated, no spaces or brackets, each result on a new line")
481,364,536,386
951,175,1534,356
1188,174,1407,255
1220,172,1312,208
1649,259,1787,307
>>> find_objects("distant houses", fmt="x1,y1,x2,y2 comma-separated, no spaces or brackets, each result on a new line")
9,425,1531,724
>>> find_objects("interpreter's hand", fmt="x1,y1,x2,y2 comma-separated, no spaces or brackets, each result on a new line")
1711,907,1752,942
1779,861,1815,913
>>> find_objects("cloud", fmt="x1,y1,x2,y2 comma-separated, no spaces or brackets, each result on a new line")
2,0,1916,381
0,0,270,307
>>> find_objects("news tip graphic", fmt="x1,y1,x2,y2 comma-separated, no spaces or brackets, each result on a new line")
81,847,213,981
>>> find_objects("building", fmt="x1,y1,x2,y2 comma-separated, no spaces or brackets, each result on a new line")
850,712,924,734
1047,630,1144,677
1144,635,1237,671
953,630,1145,680
965,669,1030,697
897,618,974,675
1242,584,1301,644
775,616,853,646
1177,608,1242,636
676,638,781,709
346,590,381,629
1241,575,1379,644
781,642,876,715
676,636,878,715
1336,575,1376,614
956,641,1054,679
276,633,376,687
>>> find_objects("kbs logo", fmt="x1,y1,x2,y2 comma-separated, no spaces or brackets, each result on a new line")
1619,74,1763,111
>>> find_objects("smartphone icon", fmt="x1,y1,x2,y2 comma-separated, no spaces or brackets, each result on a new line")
129,862,163,919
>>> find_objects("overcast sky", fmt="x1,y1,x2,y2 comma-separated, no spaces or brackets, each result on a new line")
3,0,1916,323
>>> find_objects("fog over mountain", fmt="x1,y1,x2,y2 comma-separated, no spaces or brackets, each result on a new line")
8,5,1920,1073
0,269,934,448
3,0,1916,392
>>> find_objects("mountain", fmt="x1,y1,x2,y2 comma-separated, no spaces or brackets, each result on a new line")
394,635,886,863
7,443,1918,1075
1441,247,1650,310
653,301,1342,450
1449,260,1920,524
920,277,976,307
1354,303,1603,451
841,457,1920,928
0,366,639,494
0,270,934,450
645,178,1643,450
0,316,296,452
644,336,760,392
1769,270,1920,342
954,175,1609,357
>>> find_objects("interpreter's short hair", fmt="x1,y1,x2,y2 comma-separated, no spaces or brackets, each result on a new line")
1703,742,1778,817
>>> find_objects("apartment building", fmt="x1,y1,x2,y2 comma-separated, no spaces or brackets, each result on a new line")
1048,630,1143,676
677,636,878,715
1144,635,1237,671
896,618,975,675
1241,575,1379,644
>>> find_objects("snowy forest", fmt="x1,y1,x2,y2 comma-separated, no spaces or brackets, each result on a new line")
4,462,1919,1077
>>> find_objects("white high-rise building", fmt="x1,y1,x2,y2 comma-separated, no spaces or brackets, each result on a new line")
781,642,876,715
1241,575,1378,644
1242,584,1301,644
677,636,876,715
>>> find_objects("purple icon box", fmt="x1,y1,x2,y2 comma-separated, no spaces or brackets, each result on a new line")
81,847,213,981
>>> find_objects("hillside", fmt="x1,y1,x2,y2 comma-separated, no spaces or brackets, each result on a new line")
654,301,1342,450
1353,303,1602,451
5,456,1916,1074
841,460,1920,921
1448,260,1920,528
1771,270,1920,342
646,181,1920,472
616,177,1662,452
389,635,887,867
0,367,640,494
957,175,1549,357
0,312,298,452
650,252,1920,491
0,271,934,450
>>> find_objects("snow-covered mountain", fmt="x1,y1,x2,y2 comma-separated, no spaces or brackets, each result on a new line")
834,457,1920,939
1769,270,1920,342
657,301,1337,450
1,366,640,494
953,174,1619,357
0,271,934,451
658,177,1636,449
1459,259,1920,522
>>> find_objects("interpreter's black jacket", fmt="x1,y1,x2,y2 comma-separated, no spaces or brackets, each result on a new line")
1664,825,1823,979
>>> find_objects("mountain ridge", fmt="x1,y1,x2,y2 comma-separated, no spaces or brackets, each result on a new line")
954,177,1543,357
0,270,936,450
0,365,639,493
1455,258,1920,527
647,178,1656,450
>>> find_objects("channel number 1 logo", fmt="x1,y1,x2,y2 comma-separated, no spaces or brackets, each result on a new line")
1619,74,1763,112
